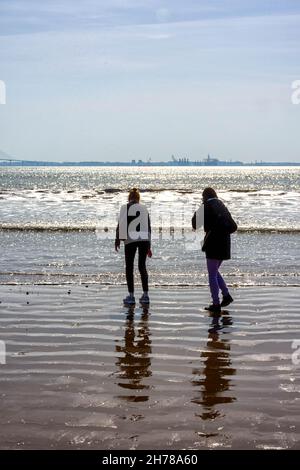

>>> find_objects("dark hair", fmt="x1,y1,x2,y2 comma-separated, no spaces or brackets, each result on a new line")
202,187,218,202
128,187,140,202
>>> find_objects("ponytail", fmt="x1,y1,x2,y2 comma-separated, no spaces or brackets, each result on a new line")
128,187,140,202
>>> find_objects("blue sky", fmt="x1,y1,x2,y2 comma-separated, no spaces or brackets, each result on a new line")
0,0,300,162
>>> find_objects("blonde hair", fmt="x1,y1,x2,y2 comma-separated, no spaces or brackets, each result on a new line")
128,187,140,202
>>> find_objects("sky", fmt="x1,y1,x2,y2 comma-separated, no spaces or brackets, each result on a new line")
0,0,300,162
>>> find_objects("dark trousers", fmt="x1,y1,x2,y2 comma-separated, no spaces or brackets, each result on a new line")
125,241,149,293
206,258,229,304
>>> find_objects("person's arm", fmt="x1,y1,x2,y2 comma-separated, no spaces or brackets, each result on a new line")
115,203,129,251
204,203,213,233
148,213,151,248
212,200,238,233
221,204,238,233
147,213,152,257
115,222,120,252
191,211,196,230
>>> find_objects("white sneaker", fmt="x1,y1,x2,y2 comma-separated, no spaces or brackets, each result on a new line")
123,295,136,306
139,293,150,304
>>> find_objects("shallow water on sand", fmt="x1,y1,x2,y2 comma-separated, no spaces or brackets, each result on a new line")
0,231,299,287
0,286,299,449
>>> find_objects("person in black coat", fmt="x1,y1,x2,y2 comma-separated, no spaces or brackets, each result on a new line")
192,187,237,313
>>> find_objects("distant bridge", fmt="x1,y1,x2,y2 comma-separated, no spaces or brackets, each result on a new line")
0,158,23,161
0,158,27,165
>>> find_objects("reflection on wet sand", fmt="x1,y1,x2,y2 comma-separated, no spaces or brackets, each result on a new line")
1,285,299,449
115,307,152,402
191,311,236,420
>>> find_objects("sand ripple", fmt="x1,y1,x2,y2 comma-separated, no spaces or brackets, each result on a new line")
0,286,299,449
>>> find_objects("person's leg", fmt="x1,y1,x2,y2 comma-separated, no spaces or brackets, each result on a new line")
206,258,221,305
125,242,137,295
138,242,149,293
216,260,233,306
216,260,229,296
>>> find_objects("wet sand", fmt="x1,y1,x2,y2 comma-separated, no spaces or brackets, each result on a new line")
0,285,299,450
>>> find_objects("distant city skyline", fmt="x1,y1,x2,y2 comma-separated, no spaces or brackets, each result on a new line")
0,0,300,162
1,149,299,167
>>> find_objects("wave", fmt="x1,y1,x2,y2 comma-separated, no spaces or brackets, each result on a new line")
0,279,299,287
3,187,284,195
1,223,300,233
0,223,97,232
79,188,195,194
236,226,300,233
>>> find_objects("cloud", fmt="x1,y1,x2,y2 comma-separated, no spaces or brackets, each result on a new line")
155,8,170,23
2,0,300,36
1,12,300,85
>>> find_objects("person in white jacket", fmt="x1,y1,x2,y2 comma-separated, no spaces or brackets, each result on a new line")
115,188,152,306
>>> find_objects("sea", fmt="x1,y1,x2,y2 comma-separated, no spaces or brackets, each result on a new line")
1,165,300,450
0,166,299,287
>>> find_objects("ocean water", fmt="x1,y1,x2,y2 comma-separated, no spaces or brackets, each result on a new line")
0,166,299,287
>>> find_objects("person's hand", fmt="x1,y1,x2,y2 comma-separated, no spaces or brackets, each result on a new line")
147,248,152,258
115,240,120,252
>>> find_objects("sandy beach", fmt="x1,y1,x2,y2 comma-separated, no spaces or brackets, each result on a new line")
0,285,299,450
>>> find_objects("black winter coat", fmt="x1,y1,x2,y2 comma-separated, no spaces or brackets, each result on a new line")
192,198,237,260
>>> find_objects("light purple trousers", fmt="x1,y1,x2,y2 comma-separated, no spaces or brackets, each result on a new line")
206,258,229,305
